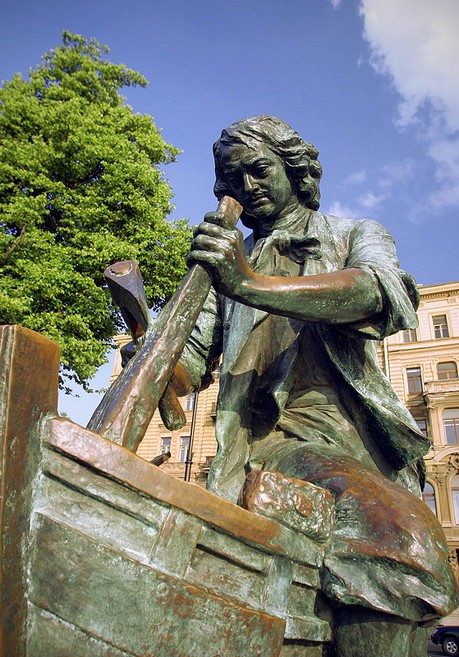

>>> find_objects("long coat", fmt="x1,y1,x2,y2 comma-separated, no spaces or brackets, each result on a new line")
180,211,429,501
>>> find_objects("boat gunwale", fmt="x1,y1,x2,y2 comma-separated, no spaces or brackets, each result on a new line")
44,416,324,568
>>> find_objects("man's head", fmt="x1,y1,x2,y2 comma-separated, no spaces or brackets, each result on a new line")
213,116,322,227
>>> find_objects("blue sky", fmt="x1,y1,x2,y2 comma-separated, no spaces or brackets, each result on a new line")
1,0,458,424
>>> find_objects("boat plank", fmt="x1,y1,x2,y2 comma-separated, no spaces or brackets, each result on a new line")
28,513,286,657
186,543,266,611
198,523,269,572
36,470,160,567
0,326,60,657
148,506,202,577
41,447,167,529
27,605,134,657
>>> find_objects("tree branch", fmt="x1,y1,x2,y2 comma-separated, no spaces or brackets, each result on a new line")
1,224,27,266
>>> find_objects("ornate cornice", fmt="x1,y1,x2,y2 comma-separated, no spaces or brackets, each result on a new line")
418,282,459,301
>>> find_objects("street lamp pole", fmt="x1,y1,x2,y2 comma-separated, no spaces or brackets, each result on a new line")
184,392,198,482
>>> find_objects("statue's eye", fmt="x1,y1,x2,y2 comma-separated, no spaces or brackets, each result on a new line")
252,161,271,177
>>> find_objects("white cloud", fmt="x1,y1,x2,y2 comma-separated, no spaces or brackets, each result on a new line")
377,159,415,191
327,200,358,217
326,192,386,219
328,158,415,218
359,0,459,209
343,169,367,185
428,136,459,208
358,191,384,212
328,0,342,8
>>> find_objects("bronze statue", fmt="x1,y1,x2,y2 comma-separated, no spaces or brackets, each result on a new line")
2,116,458,656
170,116,458,654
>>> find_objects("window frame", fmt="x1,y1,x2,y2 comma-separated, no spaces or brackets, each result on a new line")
184,393,196,411
432,314,450,339
452,475,459,524
415,418,428,437
406,366,423,395
402,328,417,343
422,481,437,516
160,436,172,455
437,361,458,380
178,435,191,463
443,409,459,446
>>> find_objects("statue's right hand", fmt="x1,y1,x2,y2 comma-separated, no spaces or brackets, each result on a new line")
188,213,252,300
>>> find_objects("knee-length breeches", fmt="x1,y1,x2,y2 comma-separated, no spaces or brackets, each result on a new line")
265,443,459,622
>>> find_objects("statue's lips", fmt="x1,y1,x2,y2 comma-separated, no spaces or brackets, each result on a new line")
247,195,269,210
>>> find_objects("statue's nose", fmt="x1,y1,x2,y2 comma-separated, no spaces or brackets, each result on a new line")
243,173,257,192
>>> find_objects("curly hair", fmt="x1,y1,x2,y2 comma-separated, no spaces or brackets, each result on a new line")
213,116,322,212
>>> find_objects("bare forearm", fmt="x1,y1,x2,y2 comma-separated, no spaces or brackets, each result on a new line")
188,214,383,324
232,267,383,324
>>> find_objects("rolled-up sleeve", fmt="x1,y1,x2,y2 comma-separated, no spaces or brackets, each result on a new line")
343,219,419,339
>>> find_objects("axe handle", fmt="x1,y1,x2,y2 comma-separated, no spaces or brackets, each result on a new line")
87,196,242,451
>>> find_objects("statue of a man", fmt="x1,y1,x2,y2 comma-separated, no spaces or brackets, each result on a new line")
172,116,458,653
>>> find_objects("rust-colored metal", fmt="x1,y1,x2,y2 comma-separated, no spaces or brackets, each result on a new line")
242,470,335,543
104,259,151,341
87,196,242,451
149,451,171,466
0,325,331,655
0,325,60,657
0,324,331,656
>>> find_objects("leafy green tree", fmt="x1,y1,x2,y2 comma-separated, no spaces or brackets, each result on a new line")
0,31,192,391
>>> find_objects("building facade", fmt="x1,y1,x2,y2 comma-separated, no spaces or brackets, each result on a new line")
376,281,459,588
112,280,459,594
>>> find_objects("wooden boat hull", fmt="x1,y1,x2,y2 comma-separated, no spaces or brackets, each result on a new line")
0,325,330,656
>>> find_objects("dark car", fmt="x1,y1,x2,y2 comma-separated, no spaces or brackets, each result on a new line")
431,626,459,655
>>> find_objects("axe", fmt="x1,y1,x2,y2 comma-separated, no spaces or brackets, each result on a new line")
101,259,187,432
87,196,242,452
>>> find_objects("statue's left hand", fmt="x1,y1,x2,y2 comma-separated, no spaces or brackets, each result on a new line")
121,339,136,367
187,212,254,298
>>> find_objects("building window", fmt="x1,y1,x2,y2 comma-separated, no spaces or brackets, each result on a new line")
184,393,195,411
402,328,417,343
437,361,458,380
444,409,459,445
407,367,422,394
452,475,459,524
422,482,437,516
179,436,190,462
433,314,450,339
415,418,428,436
160,436,171,454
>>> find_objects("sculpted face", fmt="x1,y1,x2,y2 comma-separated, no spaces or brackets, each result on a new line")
219,143,299,229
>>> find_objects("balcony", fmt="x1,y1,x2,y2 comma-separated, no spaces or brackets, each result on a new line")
423,379,459,408
424,380,459,395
